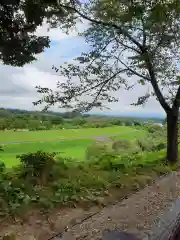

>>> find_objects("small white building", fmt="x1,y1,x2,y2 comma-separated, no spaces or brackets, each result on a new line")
153,123,163,127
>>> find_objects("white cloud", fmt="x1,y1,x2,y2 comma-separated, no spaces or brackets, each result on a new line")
13,66,58,90
35,20,88,41
36,24,72,41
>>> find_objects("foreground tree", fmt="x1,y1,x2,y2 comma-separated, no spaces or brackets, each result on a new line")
35,0,180,163
0,0,71,66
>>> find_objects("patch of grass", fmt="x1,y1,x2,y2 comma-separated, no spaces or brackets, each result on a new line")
0,126,133,143
0,139,94,167
110,130,146,141
0,155,20,168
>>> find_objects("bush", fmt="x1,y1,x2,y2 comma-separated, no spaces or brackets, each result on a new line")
156,142,166,151
136,138,153,152
0,161,5,173
147,124,162,134
0,166,33,216
137,137,166,152
98,153,126,171
112,139,140,154
0,145,4,152
85,143,108,161
17,151,56,185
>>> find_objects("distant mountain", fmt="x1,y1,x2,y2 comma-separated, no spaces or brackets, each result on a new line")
90,111,165,119
0,107,165,121
0,108,82,118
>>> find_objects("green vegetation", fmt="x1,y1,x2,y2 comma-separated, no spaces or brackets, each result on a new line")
0,108,164,132
1,0,180,232
0,139,93,167
0,128,142,167
0,118,177,221
1,0,180,230
0,148,177,218
0,126,132,143
0,124,166,168
110,130,146,141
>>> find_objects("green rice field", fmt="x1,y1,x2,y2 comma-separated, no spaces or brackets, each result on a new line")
0,126,146,167
0,126,132,143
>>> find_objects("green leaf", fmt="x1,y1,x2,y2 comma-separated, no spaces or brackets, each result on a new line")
138,79,145,85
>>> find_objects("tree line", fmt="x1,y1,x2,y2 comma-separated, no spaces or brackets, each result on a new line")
0,108,164,131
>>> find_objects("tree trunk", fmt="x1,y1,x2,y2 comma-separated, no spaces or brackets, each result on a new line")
167,111,179,163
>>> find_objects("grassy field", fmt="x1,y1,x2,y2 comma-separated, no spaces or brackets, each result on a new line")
0,126,133,143
110,130,146,141
0,126,145,167
0,139,94,167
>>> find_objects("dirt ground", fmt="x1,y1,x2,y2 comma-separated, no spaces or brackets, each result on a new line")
1,172,180,240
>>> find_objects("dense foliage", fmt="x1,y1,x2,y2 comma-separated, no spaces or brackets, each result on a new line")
0,0,49,66
0,108,164,131
0,0,78,66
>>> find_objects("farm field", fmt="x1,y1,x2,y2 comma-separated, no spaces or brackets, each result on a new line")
0,126,133,143
0,127,145,167
0,139,93,167
110,130,146,141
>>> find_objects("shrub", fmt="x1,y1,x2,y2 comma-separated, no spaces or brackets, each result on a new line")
0,167,33,216
85,143,108,161
17,151,56,185
136,138,153,152
137,136,166,152
97,153,122,171
156,142,166,151
112,139,131,151
91,152,132,172
0,161,5,173
147,124,162,134
112,139,140,154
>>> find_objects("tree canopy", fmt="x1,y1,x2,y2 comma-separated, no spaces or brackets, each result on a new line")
0,0,74,66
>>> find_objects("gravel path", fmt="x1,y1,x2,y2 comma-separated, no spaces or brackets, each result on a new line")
1,172,180,240
58,172,180,240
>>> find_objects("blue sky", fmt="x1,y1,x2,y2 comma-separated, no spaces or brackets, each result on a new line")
0,22,166,118
45,37,89,58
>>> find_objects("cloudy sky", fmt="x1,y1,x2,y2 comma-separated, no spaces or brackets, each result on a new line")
0,23,165,118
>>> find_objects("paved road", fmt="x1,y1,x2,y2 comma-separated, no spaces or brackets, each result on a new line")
0,130,140,145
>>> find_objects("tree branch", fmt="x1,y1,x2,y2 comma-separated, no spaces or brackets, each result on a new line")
88,80,110,109
56,0,143,51
114,34,141,54
141,17,146,47
76,68,128,97
116,58,151,81
144,53,171,113
152,25,166,55
83,39,114,69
